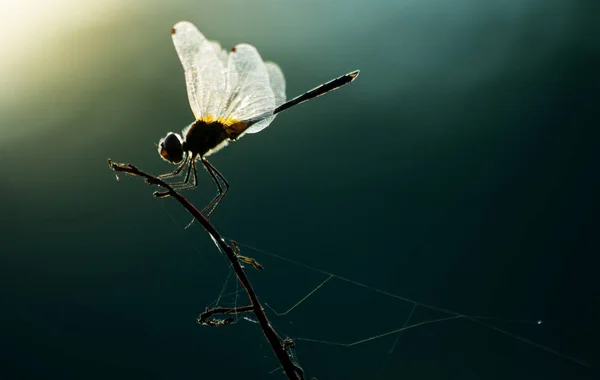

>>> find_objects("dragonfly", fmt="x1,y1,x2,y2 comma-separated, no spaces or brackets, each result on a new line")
157,21,359,217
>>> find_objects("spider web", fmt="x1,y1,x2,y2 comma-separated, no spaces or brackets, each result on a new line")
158,202,593,379
219,241,593,379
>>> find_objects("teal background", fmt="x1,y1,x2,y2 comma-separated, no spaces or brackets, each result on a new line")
0,0,598,379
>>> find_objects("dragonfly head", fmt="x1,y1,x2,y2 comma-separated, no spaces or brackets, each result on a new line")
158,132,184,164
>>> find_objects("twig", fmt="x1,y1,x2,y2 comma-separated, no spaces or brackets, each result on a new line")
197,305,254,327
107,159,304,380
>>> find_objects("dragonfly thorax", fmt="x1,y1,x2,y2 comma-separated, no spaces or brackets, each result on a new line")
182,119,230,158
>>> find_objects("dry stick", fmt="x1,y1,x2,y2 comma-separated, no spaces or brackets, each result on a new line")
197,305,254,327
107,159,304,380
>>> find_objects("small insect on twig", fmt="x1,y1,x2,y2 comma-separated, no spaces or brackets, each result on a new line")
232,240,263,270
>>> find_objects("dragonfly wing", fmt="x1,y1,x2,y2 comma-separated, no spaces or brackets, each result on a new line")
265,62,286,106
171,22,227,121
245,62,287,134
210,40,229,66
220,44,276,127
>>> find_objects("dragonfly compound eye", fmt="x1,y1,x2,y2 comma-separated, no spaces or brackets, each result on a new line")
158,132,184,163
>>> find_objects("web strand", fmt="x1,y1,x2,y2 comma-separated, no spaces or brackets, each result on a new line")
388,303,417,356
295,316,462,347
233,242,468,317
211,270,232,307
234,241,594,370
233,270,240,323
469,318,592,369
265,275,333,316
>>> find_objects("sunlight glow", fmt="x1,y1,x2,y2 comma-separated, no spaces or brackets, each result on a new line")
0,0,140,146
0,0,134,94
0,0,123,63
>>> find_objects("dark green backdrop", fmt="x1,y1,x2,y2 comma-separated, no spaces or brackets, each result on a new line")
1,0,598,379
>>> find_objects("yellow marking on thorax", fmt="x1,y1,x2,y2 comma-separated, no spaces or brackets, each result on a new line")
199,115,248,140
200,115,241,126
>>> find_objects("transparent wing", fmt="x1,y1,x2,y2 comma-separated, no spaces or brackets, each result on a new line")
245,62,287,134
266,62,286,106
219,44,276,124
210,41,229,66
171,21,227,121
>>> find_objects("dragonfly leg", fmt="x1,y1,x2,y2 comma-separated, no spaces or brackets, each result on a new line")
200,158,230,218
168,155,195,187
158,152,188,179
154,156,197,198
171,158,198,190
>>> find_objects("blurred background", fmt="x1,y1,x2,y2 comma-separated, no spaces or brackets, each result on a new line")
0,0,598,379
